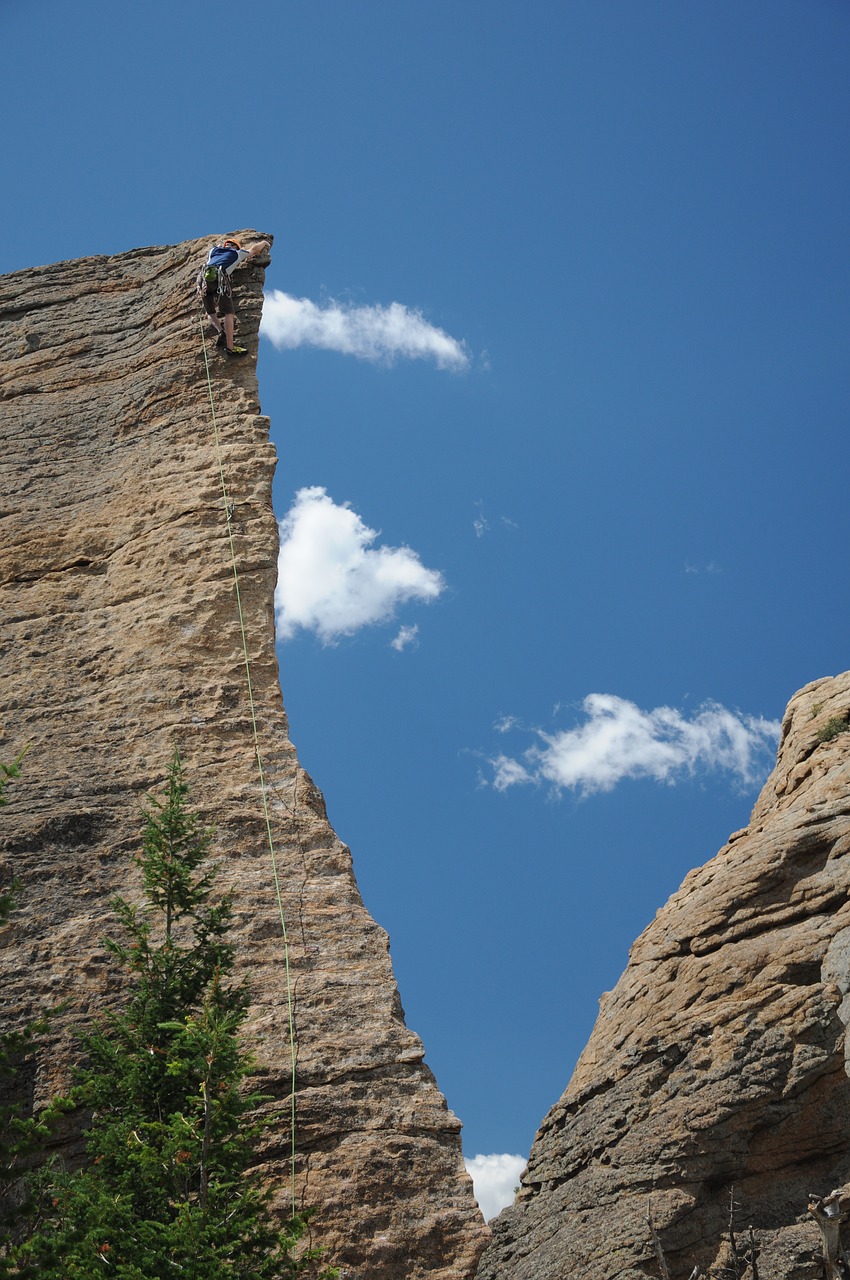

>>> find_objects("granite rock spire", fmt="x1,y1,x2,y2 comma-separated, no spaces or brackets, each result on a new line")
0,234,488,1280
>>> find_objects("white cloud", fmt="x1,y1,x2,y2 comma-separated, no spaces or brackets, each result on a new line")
261,290,469,370
473,500,489,538
391,624,419,652
493,715,521,734
490,755,534,789
473,500,517,539
487,694,781,796
275,487,445,644
465,1153,526,1222
685,561,722,575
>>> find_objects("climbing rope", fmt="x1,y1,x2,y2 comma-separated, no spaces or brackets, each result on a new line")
198,315,298,1214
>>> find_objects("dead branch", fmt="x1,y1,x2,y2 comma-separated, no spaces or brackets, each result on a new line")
647,1207,672,1280
808,1191,849,1280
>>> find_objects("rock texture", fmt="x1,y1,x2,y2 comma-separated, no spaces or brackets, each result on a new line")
477,673,850,1279
0,234,488,1279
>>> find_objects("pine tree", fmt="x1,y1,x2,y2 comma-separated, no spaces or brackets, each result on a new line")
0,882,48,1279
11,748,334,1279
0,752,50,1280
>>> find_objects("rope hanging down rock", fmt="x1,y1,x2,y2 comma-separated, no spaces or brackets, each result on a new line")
199,315,298,1215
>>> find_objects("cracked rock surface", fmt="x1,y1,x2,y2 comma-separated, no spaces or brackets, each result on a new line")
0,235,488,1280
476,672,850,1280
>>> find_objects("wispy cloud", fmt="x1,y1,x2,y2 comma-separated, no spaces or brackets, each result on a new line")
490,755,534,790
485,694,780,796
261,290,469,370
465,1153,526,1222
275,487,445,644
684,561,722,575
473,500,518,539
493,714,521,734
391,624,419,652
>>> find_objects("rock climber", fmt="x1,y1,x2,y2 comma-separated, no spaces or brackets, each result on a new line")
198,236,271,357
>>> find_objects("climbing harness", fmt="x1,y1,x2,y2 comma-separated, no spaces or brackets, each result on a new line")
198,315,298,1215
198,243,244,302
196,263,232,305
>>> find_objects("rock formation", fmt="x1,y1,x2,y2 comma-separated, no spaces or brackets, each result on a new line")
0,234,489,1279
476,672,850,1279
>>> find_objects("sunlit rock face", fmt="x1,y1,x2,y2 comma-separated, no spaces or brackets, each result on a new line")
476,672,850,1280
0,235,488,1280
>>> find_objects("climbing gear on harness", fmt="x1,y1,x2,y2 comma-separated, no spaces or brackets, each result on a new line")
198,314,298,1215
196,262,231,302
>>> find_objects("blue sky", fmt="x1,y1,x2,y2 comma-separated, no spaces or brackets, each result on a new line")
4,0,850,1220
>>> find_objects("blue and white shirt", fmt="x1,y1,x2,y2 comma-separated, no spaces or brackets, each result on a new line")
206,244,250,276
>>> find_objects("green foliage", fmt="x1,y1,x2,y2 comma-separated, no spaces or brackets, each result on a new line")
0,887,48,1277
0,751,52,1280
0,752,26,809
6,748,336,1279
817,714,850,743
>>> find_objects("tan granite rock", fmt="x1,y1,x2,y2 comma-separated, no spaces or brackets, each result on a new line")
0,235,488,1279
476,673,850,1280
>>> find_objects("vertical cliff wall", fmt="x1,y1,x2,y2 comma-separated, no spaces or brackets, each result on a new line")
476,672,850,1279
0,234,488,1279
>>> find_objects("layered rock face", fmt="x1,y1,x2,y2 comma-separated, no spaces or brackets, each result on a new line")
0,235,488,1279
477,672,850,1279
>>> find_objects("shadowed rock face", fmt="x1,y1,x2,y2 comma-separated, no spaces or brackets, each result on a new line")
476,673,850,1280
0,234,488,1280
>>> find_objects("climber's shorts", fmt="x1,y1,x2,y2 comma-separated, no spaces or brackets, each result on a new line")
202,285,234,318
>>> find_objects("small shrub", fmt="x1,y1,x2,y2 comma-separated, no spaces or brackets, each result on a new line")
817,715,850,743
